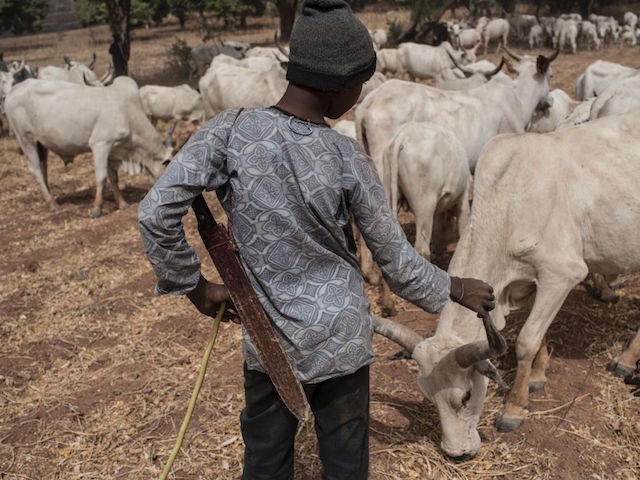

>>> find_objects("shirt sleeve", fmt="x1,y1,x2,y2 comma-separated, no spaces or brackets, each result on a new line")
138,109,239,296
343,144,451,313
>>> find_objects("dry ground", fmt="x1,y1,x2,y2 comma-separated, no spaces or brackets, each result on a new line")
1,8,640,480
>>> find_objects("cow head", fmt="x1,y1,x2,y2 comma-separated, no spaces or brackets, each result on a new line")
462,41,481,64
502,46,559,120
372,309,508,459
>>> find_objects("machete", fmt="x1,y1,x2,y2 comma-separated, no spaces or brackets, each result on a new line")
191,194,311,422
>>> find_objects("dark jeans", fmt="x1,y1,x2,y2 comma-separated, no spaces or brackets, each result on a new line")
240,364,370,480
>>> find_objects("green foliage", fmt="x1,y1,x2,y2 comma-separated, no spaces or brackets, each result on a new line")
0,0,49,35
168,38,191,74
387,18,403,44
73,0,107,26
74,0,157,27
204,0,264,28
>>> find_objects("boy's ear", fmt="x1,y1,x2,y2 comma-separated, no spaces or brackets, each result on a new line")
279,61,289,72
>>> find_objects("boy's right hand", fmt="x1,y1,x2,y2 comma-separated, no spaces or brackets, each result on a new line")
187,275,239,323
449,276,495,320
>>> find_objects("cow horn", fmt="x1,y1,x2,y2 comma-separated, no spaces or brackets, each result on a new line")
82,71,94,86
502,45,522,62
454,341,492,368
274,31,290,59
474,359,508,388
447,51,474,78
483,57,505,79
455,313,507,368
371,315,424,356
545,47,560,63
99,64,113,84
63,55,72,68
88,52,96,70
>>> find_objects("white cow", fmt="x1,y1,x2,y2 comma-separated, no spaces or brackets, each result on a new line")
590,73,640,119
528,24,544,48
37,54,110,86
575,60,637,100
355,49,557,284
397,42,475,81
369,28,388,49
207,53,279,72
528,89,579,133
482,18,509,54
139,84,204,125
373,109,640,458
558,20,578,53
621,25,638,46
376,48,401,76
580,20,601,50
383,122,471,259
245,46,289,62
457,28,482,49
199,59,287,117
5,77,172,217
624,12,638,31
332,119,356,139
555,97,595,129
510,14,537,40
359,72,385,102
435,56,504,91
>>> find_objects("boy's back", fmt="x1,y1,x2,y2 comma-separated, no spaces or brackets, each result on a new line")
139,106,450,383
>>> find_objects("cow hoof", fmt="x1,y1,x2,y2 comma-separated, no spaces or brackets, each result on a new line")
495,414,523,432
607,360,634,378
600,294,619,304
90,209,102,219
529,380,547,393
118,201,130,210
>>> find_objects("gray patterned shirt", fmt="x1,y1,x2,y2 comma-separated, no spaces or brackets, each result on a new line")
138,107,450,383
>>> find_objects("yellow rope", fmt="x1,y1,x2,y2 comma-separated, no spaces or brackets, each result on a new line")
159,302,226,480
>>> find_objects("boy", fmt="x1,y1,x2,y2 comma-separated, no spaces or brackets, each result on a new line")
138,0,495,478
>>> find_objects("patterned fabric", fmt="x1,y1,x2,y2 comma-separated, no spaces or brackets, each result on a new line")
139,107,450,383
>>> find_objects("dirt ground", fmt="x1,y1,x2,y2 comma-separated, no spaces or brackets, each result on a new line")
1,8,639,480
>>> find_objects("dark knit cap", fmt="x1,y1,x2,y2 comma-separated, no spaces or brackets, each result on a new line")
286,0,376,92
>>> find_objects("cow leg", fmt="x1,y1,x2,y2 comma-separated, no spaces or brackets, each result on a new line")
356,230,381,285
589,272,618,303
413,197,437,260
90,142,111,218
495,269,586,432
529,336,549,392
379,281,396,317
608,328,640,378
456,185,471,239
107,163,129,210
23,142,58,211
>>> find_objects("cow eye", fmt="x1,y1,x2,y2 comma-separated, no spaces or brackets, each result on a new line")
461,390,472,406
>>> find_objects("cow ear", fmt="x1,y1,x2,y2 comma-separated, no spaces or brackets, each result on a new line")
536,55,551,74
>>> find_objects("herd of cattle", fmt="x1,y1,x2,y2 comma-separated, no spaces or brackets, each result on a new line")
1,7,640,461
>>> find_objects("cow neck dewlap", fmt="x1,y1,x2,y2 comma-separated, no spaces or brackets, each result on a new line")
436,207,510,344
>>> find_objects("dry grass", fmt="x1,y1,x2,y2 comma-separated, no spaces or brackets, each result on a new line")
0,8,640,480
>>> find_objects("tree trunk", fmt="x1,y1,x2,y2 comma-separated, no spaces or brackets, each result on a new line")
276,0,298,42
103,0,131,73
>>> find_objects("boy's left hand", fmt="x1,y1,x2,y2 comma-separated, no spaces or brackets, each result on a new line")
187,275,239,323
